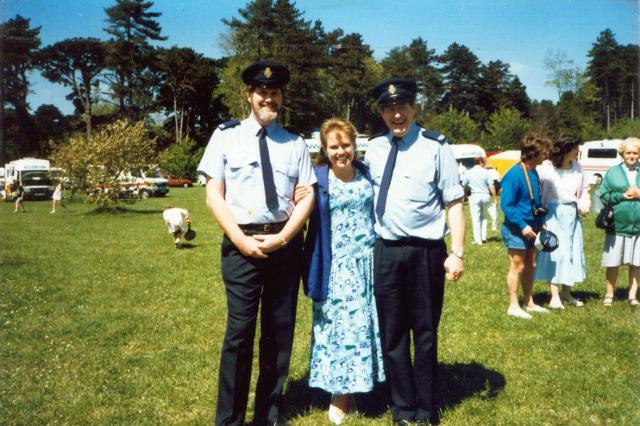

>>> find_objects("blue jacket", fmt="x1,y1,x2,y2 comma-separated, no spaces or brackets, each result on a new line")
302,160,372,301
500,162,545,232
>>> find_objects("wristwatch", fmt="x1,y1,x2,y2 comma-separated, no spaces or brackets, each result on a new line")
451,249,464,259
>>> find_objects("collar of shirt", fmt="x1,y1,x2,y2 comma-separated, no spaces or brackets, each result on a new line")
244,114,279,139
384,122,420,147
625,161,639,171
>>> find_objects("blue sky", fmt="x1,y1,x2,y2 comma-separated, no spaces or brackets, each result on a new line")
3,0,638,115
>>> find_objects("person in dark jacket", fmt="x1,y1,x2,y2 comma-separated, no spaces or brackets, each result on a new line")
302,118,385,425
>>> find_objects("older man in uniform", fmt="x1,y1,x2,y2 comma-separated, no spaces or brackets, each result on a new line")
197,60,316,426
364,78,465,425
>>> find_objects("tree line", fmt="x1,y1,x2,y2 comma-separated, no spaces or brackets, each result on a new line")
1,0,638,171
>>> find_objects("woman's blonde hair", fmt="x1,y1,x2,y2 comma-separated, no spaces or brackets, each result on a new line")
618,137,640,155
315,118,358,167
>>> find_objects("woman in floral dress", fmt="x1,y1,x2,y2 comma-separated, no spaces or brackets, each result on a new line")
302,118,385,424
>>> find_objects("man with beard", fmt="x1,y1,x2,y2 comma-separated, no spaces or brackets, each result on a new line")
364,77,465,425
197,60,316,426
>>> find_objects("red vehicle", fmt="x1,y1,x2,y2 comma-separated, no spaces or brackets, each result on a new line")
162,175,193,188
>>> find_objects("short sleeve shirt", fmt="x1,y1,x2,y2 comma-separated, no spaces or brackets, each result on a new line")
364,123,464,240
197,115,316,224
465,165,493,195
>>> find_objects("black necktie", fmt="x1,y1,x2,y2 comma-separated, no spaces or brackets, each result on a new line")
376,136,401,219
258,127,278,211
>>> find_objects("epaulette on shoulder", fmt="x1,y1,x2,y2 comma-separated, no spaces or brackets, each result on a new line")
217,119,241,131
283,126,304,139
368,131,387,141
422,129,449,144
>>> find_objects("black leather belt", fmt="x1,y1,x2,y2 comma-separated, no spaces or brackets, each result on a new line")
238,221,287,235
380,237,443,247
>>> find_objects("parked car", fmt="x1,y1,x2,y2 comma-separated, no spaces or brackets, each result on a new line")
162,174,193,188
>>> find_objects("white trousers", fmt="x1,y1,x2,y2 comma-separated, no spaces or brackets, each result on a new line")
488,201,498,231
469,193,491,244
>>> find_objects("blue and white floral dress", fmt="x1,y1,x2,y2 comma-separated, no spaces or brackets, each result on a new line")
309,168,385,394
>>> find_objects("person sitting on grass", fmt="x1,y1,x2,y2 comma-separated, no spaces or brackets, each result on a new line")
162,206,190,249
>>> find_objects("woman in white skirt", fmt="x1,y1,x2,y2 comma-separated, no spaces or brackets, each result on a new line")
50,181,67,213
534,136,590,309
600,138,640,307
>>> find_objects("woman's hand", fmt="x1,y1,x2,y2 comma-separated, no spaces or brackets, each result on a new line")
521,225,537,239
623,187,640,200
293,184,313,204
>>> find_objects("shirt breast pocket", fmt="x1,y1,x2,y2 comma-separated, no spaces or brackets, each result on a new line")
402,165,436,202
273,163,299,198
226,156,257,188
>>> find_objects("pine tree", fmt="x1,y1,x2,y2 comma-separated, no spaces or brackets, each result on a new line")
220,0,329,134
439,43,481,120
103,0,166,121
380,37,443,117
37,38,106,136
1,15,41,160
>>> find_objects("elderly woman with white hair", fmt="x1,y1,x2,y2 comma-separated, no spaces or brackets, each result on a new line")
600,137,640,307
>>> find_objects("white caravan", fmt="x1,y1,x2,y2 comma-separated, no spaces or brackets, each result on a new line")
578,139,623,185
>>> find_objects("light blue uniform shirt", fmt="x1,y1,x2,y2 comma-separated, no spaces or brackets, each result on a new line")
364,123,464,240
197,115,316,224
465,164,493,195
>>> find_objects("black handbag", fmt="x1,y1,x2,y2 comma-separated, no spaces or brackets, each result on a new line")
184,223,196,241
595,204,615,232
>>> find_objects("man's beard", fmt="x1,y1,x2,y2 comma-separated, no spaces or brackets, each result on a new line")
258,107,278,123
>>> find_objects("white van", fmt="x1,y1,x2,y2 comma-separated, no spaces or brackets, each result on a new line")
578,139,623,185
4,158,55,200
450,144,486,170
119,168,170,198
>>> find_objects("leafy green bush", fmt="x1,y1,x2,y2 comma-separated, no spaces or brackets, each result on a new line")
482,107,531,150
424,109,479,145
157,137,204,180
607,118,640,139
52,120,157,206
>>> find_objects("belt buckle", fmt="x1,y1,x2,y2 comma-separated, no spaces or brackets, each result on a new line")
263,224,272,233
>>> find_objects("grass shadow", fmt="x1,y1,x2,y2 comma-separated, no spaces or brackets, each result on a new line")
281,362,504,423
532,290,602,306
177,243,197,250
87,206,163,215
281,372,389,421
438,361,505,415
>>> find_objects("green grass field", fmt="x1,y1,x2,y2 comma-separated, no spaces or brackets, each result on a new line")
1,188,638,425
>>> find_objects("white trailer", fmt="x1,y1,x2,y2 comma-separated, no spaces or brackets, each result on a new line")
578,139,623,185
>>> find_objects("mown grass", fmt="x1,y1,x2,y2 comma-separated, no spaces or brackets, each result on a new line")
1,188,638,425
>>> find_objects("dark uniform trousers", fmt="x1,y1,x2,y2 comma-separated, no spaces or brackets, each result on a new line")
374,237,446,423
215,232,304,426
